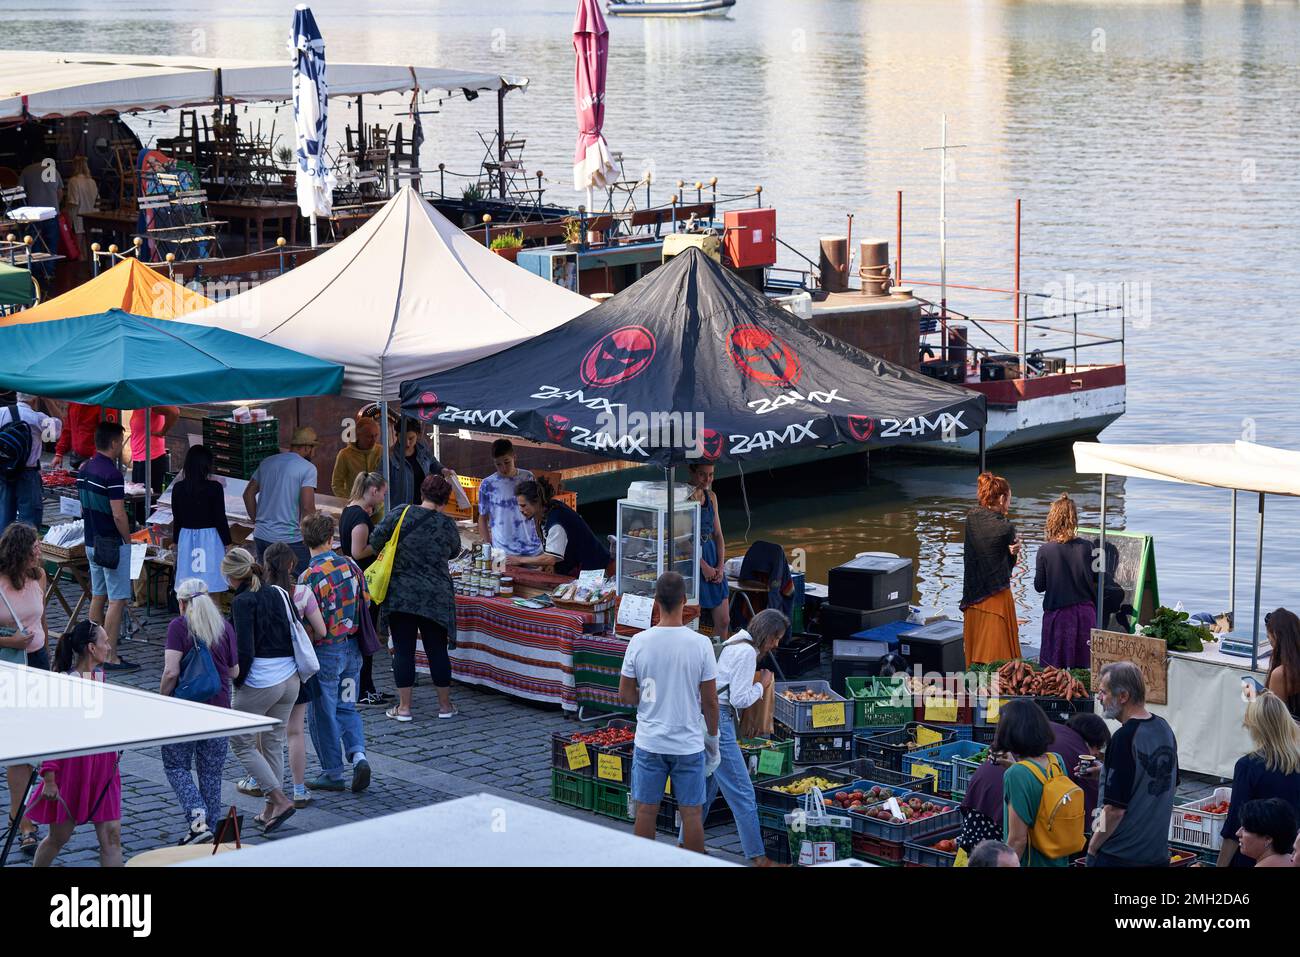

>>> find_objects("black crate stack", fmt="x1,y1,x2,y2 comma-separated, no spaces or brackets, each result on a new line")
817,556,914,640
202,417,279,480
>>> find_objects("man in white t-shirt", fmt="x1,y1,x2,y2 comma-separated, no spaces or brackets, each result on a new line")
619,571,720,852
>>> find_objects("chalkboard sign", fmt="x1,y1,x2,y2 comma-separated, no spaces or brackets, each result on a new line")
1076,528,1159,634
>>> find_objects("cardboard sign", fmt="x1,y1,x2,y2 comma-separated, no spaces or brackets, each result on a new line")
923,697,958,723
911,763,940,788
811,702,846,729
617,593,654,631
757,748,785,777
564,742,591,771
1090,628,1168,705
597,753,623,782
915,726,944,747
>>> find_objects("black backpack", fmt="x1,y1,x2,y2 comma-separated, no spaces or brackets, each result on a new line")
0,404,33,479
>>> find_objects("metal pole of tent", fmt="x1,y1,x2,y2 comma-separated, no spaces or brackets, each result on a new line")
144,407,152,521
977,428,986,474
664,465,673,578
380,400,391,512
1229,489,1237,625
1252,492,1264,671
1096,472,1108,629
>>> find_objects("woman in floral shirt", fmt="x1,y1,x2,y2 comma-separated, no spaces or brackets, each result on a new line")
370,474,461,722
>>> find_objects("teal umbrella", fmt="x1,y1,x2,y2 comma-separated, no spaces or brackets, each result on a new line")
0,308,343,405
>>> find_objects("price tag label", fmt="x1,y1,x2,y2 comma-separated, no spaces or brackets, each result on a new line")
924,695,958,723
757,748,785,776
883,796,908,822
986,697,1005,724
915,726,944,747
911,763,940,788
597,753,623,782
578,569,605,589
564,742,591,771
811,703,845,729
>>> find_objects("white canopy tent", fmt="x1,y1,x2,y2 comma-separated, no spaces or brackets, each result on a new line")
184,793,736,867
175,185,592,505
1073,440,1300,667
175,186,592,401
0,661,276,865
0,50,526,121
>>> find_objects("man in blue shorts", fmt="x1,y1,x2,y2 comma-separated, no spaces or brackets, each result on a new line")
77,421,137,671
619,571,720,853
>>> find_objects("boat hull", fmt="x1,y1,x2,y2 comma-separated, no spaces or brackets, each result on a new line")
607,0,735,16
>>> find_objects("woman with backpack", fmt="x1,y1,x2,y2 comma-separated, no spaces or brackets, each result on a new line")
28,621,123,867
998,699,1086,866
158,579,240,845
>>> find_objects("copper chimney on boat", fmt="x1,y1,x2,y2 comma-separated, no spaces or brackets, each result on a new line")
858,240,891,297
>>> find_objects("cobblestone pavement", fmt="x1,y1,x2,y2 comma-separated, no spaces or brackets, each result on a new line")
2,581,750,866
3,575,1218,867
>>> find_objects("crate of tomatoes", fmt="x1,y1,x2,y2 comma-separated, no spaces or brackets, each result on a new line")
550,719,636,779
1169,787,1232,851
904,834,961,867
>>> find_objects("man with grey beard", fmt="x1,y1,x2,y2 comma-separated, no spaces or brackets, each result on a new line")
1087,661,1179,867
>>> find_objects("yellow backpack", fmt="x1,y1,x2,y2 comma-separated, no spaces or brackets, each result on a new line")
1018,754,1086,859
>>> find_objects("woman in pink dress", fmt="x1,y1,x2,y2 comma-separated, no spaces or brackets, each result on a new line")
28,620,124,867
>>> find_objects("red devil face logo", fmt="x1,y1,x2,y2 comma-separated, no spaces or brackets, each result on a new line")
846,415,875,442
580,325,657,388
544,414,572,443
727,325,802,386
416,392,439,421
700,428,723,461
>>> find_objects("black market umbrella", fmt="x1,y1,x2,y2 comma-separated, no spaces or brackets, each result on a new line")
400,246,986,468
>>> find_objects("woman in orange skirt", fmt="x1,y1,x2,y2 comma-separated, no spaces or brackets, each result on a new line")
961,472,1023,666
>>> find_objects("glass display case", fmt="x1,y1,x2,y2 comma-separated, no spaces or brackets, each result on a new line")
616,497,701,604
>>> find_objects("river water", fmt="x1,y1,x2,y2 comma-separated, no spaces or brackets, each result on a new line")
5,0,1299,642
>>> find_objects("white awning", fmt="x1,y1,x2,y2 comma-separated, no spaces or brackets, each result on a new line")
0,50,527,122
174,186,593,401
1073,441,1300,498
0,662,277,766
185,794,738,867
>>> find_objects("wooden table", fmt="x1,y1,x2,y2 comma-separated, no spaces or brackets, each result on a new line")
207,199,299,250
41,551,92,626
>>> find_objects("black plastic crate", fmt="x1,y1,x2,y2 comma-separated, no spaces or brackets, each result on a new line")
854,722,959,772
755,767,857,814
203,417,279,441
771,635,821,677
761,825,793,865
822,758,937,796
773,720,854,765
550,729,595,777
655,793,732,833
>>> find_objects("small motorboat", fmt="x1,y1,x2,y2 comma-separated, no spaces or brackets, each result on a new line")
606,0,735,17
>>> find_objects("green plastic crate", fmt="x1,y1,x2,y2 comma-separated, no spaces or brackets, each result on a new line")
550,769,595,811
593,781,635,823
739,737,794,780
845,675,914,728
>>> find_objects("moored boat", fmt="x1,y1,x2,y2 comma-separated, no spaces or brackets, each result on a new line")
606,0,735,18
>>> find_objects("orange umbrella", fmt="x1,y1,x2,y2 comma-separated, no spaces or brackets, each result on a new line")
0,257,211,325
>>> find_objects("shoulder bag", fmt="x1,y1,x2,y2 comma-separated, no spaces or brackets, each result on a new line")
0,583,29,665
273,584,319,682
364,506,411,604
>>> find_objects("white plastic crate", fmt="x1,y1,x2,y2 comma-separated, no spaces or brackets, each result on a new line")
1168,787,1231,850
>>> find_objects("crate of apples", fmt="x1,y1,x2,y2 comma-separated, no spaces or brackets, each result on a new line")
862,795,949,823
823,785,895,812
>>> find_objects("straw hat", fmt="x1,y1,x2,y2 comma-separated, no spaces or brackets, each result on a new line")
290,426,319,448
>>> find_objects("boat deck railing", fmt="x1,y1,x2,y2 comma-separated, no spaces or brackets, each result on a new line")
910,281,1128,378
